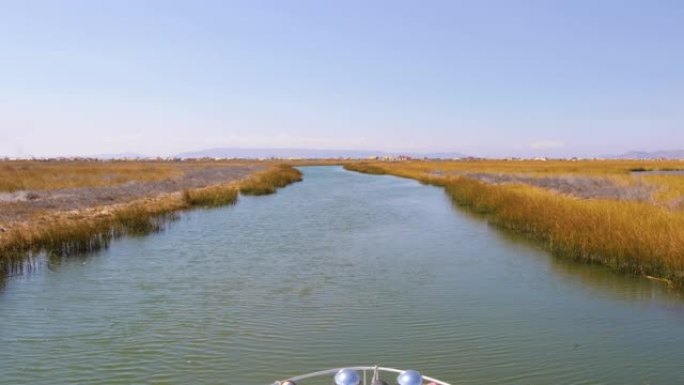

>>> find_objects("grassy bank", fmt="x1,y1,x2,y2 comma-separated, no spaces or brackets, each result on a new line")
0,160,183,192
0,159,275,192
0,164,302,263
345,160,684,205
349,159,684,176
183,184,239,207
239,164,304,195
345,162,684,290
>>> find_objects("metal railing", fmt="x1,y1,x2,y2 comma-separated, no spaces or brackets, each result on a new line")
272,365,452,385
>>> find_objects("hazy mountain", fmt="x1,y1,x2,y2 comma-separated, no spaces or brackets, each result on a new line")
89,152,149,159
606,150,684,160
175,147,466,159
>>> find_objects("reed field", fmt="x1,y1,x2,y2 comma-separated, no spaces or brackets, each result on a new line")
345,160,684,290
364,159,684,176
239,164,304,195
0,162,302,265
0,160,184,192
182,184,239,208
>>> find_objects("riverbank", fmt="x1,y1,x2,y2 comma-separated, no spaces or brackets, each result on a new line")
344,161,684,290
0,162,302,267
0,160,265,223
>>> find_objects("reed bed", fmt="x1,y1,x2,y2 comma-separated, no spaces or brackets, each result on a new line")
0,161,183,192
641,174,684,207
365,159,684,176
183,185,239,207
0,199,181,258
345,162,684,290
0,164,301,265
0,159,268,192
347,160,684,206
239,164,303,195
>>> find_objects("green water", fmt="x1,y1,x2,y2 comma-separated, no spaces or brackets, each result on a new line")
1,166,683,384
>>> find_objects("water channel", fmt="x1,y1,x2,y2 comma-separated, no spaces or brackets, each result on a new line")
1,166,683,384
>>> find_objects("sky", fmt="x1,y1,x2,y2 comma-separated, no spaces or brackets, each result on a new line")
0,0,682,158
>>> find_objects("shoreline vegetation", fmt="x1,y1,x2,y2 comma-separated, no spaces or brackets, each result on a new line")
0,162,302,274
344,160,684,291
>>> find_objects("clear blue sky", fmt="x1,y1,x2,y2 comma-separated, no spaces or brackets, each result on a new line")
1,0,682,157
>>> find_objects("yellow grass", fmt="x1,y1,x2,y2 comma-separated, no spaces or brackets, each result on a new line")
372,159,684,176
345,161,684,289
347,160,684,206
1,198,182,258
239,164,303,195
0,161,183,192
183,185,239,207
641,174,684,206
0,159,274,192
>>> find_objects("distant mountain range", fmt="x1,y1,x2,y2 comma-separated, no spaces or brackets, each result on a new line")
71,148,684,160
605,150,684,160
174,147,466,159
90,152,148,159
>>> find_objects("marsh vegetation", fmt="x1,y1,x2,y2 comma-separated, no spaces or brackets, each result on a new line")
238,164,304,195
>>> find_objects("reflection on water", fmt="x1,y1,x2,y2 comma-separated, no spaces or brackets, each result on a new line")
0,253,43,289
452,203,683,306
548,256,682,305
1,166,683,385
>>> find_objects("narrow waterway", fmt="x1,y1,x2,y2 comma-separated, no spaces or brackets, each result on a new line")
1,166,683,384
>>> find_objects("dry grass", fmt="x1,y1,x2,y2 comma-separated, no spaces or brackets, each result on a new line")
347,160,684,206
641,174,684,208
373,159,684,176
0,161,262,224
239,164,303,195
0,164,302,263
183,185,239,207
345,161,684,289
1,198,182,258
0,161,183,192
0,159,274,193
444,178,684,278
